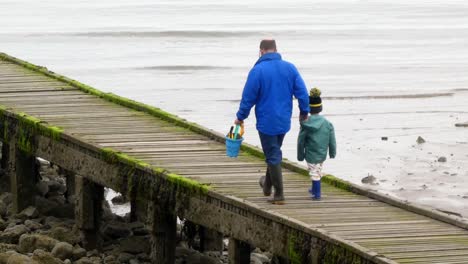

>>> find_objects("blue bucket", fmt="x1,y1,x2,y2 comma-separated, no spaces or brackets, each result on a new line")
225,137,243,158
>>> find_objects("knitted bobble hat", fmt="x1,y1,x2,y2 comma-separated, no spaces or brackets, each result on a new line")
309,87,322,114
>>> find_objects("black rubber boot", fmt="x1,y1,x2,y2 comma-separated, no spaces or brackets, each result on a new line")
267,164,284,205
259,167,272,196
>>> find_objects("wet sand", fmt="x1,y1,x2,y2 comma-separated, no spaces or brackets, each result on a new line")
1,0,467,218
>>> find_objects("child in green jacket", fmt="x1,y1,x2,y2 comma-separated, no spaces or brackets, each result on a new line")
297,88,336,200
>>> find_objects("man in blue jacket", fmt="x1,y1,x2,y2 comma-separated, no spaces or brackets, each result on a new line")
235,39,310,204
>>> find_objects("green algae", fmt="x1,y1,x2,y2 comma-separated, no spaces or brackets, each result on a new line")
99,147,210,197
287,233,302,264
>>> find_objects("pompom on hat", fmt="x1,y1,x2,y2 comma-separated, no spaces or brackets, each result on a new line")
309,87,322,114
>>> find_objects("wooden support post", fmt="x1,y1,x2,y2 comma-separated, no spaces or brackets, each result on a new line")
199,226,224,252
130,198,148,223
228,238,251,264
149,202,177,264
0,142,10,192
59,167,75,203
10,147,37,213
75,175,104,250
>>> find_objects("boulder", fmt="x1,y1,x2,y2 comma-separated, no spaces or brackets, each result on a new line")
0,218,6,231
0,243,17,254
0,225,29,244
18,206,39,219
36,181,50,197
51,242,74,260
0,193,12,206
44,226,79,245
118,253,134,263
251,253,270,263
72,247,87,260
361,175,377,185
119,236,150,254
416,136,425,144
18,234,59,253
0,201,7,217
5,252,36,264
111,195,127,205
103,222,132,239
438,156,447,162
74,257,94,264
24,220,43,231
32,249,64,264
0,251,16,263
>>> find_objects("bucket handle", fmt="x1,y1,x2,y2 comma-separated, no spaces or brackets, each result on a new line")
233,124,240,139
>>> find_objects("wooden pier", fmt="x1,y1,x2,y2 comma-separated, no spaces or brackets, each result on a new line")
1,52,468,264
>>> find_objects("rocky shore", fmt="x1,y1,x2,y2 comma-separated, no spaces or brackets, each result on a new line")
0,159,274,264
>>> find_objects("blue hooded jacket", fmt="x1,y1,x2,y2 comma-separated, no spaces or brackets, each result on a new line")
236,53,310,135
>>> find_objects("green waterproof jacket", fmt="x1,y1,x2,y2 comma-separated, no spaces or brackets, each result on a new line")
297,115,336,164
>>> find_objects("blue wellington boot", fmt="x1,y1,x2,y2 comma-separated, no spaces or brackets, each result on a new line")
312,180,321,200
308,182,315,197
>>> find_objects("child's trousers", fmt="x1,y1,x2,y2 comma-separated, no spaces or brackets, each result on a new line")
307,163,323,181
307,163,322,199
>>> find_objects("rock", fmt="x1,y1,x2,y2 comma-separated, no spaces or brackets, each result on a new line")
129,222,148,236
32,249,64,264
102,201,115,222
129,259,140,264
251,253,269,263
111,195,127,205
361,175,377,185
18,206,39,219
45,226,79,244
0,251,16,263
0,193,12,206
176,246,194,258
416,136,425,144
89,256,103,264
86,249,99,257
35,196,59,215
0,218,6,231
47,194,66,205
103,222,132,239
381,137,388,141
0,225,30,244
72,247,87,260
118,253,135,263
103,255,117,263
251,256,263,264
47,181,65,194
0,201,7,217
199,255,220,264
47,203,75,219
74,257,94,264
52,242,74,260
36,181,50,197
18,234,59,253
24,220,43,231
438,156,447,162
5,252,35,264
120,236,150,254
0,243,17,253
64,260,71,264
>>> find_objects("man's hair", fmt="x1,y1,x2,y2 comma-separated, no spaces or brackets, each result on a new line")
259,39,277,51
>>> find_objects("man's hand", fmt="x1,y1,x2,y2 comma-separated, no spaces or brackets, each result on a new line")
234,119,244,125
299,114,308,123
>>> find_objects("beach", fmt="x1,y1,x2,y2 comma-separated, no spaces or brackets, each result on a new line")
1,0,467,217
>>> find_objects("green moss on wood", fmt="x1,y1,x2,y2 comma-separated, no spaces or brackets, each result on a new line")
287,233,302,264
100,147,210,197
322,174,353,192
166,172,211,195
